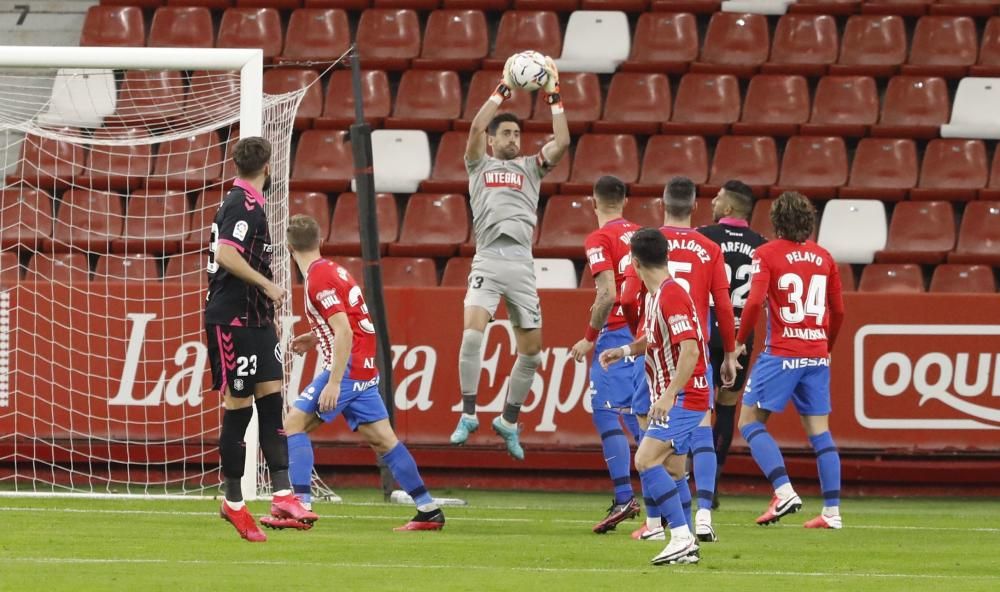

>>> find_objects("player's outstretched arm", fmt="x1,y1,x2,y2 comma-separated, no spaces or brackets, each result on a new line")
215,244,285,305
599,337,647,369
318,312,353,414
571,270,616,361
540,57,570,167
466,60,514,164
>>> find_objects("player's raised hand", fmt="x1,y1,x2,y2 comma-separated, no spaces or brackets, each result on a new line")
262,281,286,307
318,381,340,414
290,333,318,355
570,338,595,363
542,56,560,95
599,347,624,370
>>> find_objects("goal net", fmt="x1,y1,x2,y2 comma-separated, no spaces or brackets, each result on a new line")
0,47,309,498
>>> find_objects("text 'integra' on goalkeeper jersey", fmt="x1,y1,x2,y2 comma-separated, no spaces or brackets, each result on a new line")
465,152,550,251
698,217,768,320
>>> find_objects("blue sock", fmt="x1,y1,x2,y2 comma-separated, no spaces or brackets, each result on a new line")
691,425,717,510
287,432,313,505
382,442,433,508
622,413,643,446
675,477,693,533
809,431,841,508
741,421,791,490
639,466,686,531
593,408,633,504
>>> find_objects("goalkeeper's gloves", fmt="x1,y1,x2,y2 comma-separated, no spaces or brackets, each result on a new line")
542,56,561,109
490,79,512,105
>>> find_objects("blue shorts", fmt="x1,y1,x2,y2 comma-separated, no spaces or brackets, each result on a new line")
643,406,704,454
590,327,637,410
292,369,389,431
631,354,650,416
743,352,831,416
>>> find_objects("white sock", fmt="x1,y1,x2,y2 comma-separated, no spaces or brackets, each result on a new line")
670,525,692,540
499,417,517,429
775,483,795,499
823,505,840,517
225,499,245,510
273,489,291,497
646,516,661,530
695,508,711,522
417,502,439,513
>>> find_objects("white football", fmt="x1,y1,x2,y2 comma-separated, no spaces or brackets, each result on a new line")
507,51,550,92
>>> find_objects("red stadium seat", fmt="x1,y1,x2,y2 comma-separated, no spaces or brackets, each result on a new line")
861,0,932,17
581,0,646,8
80,6,145,47
623,197,663,227
875,200,956,264
949,201,1000,265
279,9,351,65
26,253,91,284
385,70,462,132
442,0,508,8
970,17,1000,77
731,75,810,137
535,195,597,258
421,131,467,193
356,9,422,70
691,197,714,227
390,193,469,256
148,7,213,48
291,130,353,192
800,76,878,138
633,135,708,196
692,12,769,77
650,0,720,12
441,256,473,287
304,0,369,8
374,0,439,9
165,0,231,9
164,253,207,284
264,69,322,129
0,252,20,285
840,138,918,201
217,8,282,59
749,197,774,239
771,136,848,199
929,264,996,293
705,136,778,197
763,14,839,76
381,257,438,287
456,70,534,129
13,131,85,189
830,15,907,77
117,190,188,254
317,70,391,129
526,72,601,134
184,71,240,122
838,262,856,292
0,187,53,250
902,16,978,78
95,253,160,282
186,190,218,251
662,73,740,136
871,76,950,139
593,73,671,135
412,10,489,71
326,192,400,255
561,134,640,194
931,0,1000,18
237,0,299,8
290,192,333,242
148,131,223,191
52,189,124,253
621,12,698,74
81,128,152,192
484,11,562,69
983,146,1000,200
513,0,577,12
519,132,571,195
911,139,988,202
116,70,187,125
858,263,924,293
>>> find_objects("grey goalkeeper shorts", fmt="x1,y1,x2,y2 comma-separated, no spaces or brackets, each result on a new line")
464,243,542,330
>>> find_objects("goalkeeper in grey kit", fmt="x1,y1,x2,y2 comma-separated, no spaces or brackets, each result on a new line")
449,55,570,459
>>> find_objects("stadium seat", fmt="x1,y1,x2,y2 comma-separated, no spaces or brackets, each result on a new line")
817,199,887,264
13,131,84,189
948,200,1000,265
484,11,562,70
184,71,240,121
95,253,160,282
970,17,1000,77
117,190,188,255
514,0,578,12
442,0,509,9
662,73,740,136
800,75,878,138
592,72,670,135
369,130,431,193
263,69,322,129
858,263,924,293
26,253,91,284
456,70,535,130
80,6,145,47
650,0,720,12
52,189,124,254
788,0,858,15
705,136,778,197
237,0,299,8
763,14,839,76
910,139,988,201
421,131,469,193
929,264,996,293
556,10,631,74
390,193,469,256
771,136,848,199
166,0,231,8
860,0,931,17
871,76,950,139
326,192,400,255
731,75,810,137
412,10,488,71
932,0,1000,18
374,0,439,9
633,135,708,196
526,72,602,134
902,16,978,78
304,0,369,8
520,132,572,194
581,0,646,8
164,253,207,285
80,129,151,193
534,258,578,289
940,77,1000,140
291,130,353,192
36,69,116,129
148,7,213,48
561,134,640,194
535,195,597,257
829,15,907,77
385,70,462,132
356,9,422,70
278,9,351,65
441,256,473,287
0,252,20,284
290,191,333,243
623,197,663,227
749,197,774,239
317,70,392,129
621,12,698,74
148,131,223,191
692,12,769,77
0,187,53,250
838,262,856,292
839,138,918,201
875,200,956,264
186,190,221,251
116,70,187,125
217,8,282,59
983,146,1000,200
691,197,713,227
381,257,438,287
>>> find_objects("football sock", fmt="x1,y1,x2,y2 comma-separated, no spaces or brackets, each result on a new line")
592,408,633,504
713,403,736,468
256,393,290,493
809,431,841,509
674,477,693,533
639,466,686,532
459,329,485,415
741,421,791,490
622,413,643,445
504,353,541,423
383,442,436,510
219,405,253,503
287,432,313,505
692,426,717,511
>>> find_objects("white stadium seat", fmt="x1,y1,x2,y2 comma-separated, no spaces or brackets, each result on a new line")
818,199,887,264
722,0,794,15
38,69,117,128
365,129,431,194
555,11,630,74
941,78,1000,140
534,258,578,289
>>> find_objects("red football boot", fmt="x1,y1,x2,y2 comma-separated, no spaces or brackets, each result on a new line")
756,494,803,526
270,493,319,524
260,516,314,530
394,509,445,531
804,514,842,529
220,502,267,542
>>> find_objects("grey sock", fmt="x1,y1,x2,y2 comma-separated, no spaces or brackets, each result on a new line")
459,329,485,415
504,352,541,423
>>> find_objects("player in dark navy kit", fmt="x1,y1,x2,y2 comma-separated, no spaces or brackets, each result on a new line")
205,136,315,542
698,180,767,509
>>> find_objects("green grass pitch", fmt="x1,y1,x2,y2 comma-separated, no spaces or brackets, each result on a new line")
2,491,998,592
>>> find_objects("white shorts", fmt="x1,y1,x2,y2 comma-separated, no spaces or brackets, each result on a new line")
464,253,542,329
